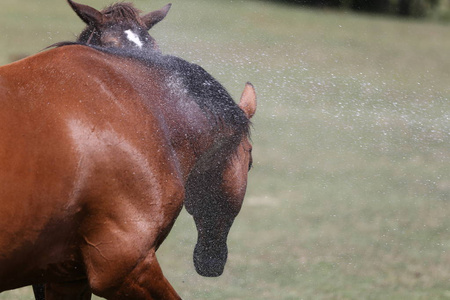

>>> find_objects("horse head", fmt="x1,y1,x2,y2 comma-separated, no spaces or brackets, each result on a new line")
184,83,257,277
67,0,171,51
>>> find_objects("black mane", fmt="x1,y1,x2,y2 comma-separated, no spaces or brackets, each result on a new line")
53,43,250,139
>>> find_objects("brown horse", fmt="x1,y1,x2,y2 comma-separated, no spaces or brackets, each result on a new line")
32,1,171,298
0,41,256,300
64,0,171,51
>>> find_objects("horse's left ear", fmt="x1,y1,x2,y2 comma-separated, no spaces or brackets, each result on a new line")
142,3,172,30
239,82,257,119
67,0,103,26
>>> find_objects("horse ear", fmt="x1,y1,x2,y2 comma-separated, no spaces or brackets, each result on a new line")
67,0,103,26
141,3,172,30
239,82,257,119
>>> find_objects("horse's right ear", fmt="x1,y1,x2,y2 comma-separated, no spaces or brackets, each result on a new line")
67,0,103,26
239,82,257,119
141,3,172,30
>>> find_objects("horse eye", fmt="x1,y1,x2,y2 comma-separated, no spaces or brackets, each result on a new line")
246,146,253,171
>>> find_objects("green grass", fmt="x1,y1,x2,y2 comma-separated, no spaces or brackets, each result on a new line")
1,0,450,299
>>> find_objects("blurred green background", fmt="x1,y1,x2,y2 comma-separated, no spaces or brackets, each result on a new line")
1,0,449,299
267,0,450,20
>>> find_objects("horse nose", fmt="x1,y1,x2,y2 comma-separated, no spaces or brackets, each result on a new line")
193,241,228,277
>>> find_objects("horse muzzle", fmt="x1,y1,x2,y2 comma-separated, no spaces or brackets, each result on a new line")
193,240,228,277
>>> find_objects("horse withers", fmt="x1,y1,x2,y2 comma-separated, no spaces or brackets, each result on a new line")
0,42,256,298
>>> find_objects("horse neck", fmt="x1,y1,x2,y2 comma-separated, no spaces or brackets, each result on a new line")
168,124,236,183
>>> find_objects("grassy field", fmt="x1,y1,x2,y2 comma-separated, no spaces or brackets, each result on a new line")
1,0,450,299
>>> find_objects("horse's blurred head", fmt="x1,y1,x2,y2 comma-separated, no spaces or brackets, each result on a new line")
184,83,257,277
67,0,170,51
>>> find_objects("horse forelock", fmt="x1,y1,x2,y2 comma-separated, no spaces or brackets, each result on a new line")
102,2,145,27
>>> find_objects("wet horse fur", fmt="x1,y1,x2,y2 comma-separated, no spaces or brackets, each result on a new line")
0,40,256,298
0,0,256,299
32,0,172,297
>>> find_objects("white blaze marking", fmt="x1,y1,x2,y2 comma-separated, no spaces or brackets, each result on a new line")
125,30,143,48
